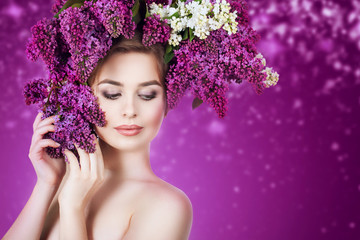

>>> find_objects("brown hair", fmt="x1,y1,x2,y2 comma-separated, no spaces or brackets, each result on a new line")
87,28,169,115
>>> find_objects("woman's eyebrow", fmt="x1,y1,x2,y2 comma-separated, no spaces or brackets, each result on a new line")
97,79,161,87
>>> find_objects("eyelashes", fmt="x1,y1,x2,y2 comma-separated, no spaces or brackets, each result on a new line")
102,92,157,101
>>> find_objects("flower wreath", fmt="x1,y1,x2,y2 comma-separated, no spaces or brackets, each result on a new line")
23,0,279,159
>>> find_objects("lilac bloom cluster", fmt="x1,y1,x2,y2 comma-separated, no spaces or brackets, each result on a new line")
158,0,273,118
59,2,113,82
26,18,59,69
165,31,230,118
23,78,49,106
94,0,136,39
226,0,249,26
34,77,106,158
51,0,67,14
41,80,106,158
164,3,267,118
142,14,171,46
146,0,169,5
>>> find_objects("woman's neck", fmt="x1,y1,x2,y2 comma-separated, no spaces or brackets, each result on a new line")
99,139,158,183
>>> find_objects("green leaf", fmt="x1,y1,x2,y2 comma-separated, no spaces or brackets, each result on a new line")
182,28,189,40
164,51,175,64
189,28,195,42
54,0,84,18
192,97,203,110
71,3,82,8
132,0,140,16
145,5,151,18
172,11,180,18
165,44,172,54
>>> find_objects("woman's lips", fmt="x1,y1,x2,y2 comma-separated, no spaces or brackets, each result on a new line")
115,128,143,136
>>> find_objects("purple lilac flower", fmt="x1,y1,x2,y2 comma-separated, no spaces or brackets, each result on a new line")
189,65,229,119
225,0,249,26
57,80,106,127
51,0,67,14
165,48,192,110
213,26,267,93
146,0,170,5
26,16,71,76
94,0,136,39
142,14,171,46
23,78,49,105
59,2,112,82
165,23,267,118
166,35,229,118
26,18,59,68
40,81,106,158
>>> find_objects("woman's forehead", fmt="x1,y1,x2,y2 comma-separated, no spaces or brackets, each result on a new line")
98,53,160,83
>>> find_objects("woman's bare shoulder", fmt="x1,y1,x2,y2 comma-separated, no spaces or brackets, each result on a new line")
122,178,193,239
135,177,193,212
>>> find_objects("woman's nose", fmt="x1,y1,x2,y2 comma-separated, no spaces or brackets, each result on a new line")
122,96,137,118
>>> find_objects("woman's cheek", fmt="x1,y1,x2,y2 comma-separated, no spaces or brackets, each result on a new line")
147,100,165,133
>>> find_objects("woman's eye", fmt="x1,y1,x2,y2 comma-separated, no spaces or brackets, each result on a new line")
103,93,121,100
140,94,156,101
102,92,157,101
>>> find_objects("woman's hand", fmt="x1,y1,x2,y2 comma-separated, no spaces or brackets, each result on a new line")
29,112,66,188
58,138,105,212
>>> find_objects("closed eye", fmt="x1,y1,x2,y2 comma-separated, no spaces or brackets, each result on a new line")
103,93,156,101
103,93,121,100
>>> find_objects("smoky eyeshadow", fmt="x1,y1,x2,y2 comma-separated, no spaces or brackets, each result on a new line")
101,90,158,99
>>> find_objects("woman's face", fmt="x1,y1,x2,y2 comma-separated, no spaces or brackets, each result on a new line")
91,52,166,151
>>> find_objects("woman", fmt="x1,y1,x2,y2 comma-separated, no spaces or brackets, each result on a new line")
3,29,193,240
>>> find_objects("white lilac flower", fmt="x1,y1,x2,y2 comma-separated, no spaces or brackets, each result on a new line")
169,32,182,46
170,16,186,32
166,6,178,17
255,53,267,66
263,67,279,87
178,1,187,17
149,0,239,46
149,3,163,17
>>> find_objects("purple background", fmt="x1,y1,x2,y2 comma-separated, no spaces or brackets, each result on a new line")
1,0,359,239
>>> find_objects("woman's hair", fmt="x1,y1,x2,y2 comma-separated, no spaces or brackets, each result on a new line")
87,27,169,115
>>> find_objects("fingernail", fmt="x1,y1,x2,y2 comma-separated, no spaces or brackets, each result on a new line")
55,142,61,147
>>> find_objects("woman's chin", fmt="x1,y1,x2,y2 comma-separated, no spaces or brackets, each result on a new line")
107,138,150,152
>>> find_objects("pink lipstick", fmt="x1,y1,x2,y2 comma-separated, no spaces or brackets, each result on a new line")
114,125,143,136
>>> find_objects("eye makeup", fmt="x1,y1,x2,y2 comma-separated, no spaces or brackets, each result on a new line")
101,90,157,101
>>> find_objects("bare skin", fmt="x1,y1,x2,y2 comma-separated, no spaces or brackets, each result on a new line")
42,170,189,240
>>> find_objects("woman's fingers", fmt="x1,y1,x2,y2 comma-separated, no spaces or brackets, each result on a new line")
30,125,56,153
95,138,104,178
31,114,56,145
62,139,103,182
37,139,61,149
36,116,56,130
89,138,104,179
74,143,90,174
31,124,56,144
30,139,61,159
33,112,43,131
64,149,80,174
